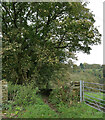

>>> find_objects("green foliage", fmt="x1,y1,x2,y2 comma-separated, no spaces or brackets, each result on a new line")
8,81,39,106
4,83,59,118
4,101,103,118
49,63,72,88
14,86,38,106
80,63,102,70
49,85,79,106
4,82,103,118
56,102,103,118
71,64,103,83
8,82,21,101
2,2,101,86
17,104,59,118
2,101,12,111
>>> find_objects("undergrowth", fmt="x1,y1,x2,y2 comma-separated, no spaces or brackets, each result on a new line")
2,81,104,118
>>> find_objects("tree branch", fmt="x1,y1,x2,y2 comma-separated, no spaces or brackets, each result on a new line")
57,31,66,47
12,2,18,28
2,3,13,22
36,9,38,34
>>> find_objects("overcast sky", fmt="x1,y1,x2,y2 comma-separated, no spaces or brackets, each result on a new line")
75,0,104,65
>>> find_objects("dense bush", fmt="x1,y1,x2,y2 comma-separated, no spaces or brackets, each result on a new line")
14,87,39,106
8,81,40,106
49,85,79,106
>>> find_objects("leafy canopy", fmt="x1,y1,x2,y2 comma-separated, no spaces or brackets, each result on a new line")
2,2,101,86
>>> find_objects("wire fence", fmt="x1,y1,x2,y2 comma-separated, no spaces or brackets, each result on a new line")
80,80,105,113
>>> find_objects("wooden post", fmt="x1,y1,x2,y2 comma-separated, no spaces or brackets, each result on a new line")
80,80,82,102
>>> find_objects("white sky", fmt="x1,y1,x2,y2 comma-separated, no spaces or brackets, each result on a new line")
75,0,104,65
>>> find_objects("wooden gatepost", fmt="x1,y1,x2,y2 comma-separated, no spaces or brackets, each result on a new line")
0,80,8,104
0,80,8,119
70,81,80,90
70,81,80,100
2,80,8,103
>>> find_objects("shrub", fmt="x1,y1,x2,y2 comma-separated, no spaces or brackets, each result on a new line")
49,85,79,106
14,85,39,106
8,82,21,101
8,81,40,106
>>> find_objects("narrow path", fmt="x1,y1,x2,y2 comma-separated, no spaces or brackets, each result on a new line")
42,95,59,113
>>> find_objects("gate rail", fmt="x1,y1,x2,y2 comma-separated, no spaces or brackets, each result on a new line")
80,80,105,112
